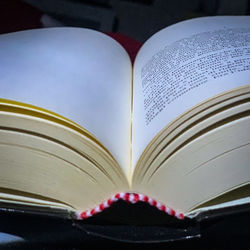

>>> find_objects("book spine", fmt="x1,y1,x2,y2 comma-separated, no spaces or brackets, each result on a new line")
77,192,184,220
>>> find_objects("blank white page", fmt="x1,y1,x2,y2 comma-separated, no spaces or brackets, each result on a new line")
0,28,132,174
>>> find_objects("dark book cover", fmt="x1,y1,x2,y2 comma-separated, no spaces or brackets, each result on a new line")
0,200,249,249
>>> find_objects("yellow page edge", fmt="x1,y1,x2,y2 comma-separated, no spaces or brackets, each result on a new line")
0,98,111,156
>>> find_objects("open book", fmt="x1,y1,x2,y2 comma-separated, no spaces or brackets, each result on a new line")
0,16,249,220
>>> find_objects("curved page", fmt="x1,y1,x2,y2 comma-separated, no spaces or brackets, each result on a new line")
0,28,132,174
132,16,250,169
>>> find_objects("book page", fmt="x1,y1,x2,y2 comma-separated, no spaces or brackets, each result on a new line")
0,28,132,174
132,16,250,169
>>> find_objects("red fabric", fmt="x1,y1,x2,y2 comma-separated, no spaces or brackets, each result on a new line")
106,32,142,63
0,0,43,34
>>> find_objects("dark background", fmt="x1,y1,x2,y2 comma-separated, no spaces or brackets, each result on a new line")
5,0,250,41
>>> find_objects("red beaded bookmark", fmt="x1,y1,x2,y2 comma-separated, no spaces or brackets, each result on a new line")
77,192,184,220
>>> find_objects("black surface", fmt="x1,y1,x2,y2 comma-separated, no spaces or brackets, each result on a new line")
0,201,250,249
